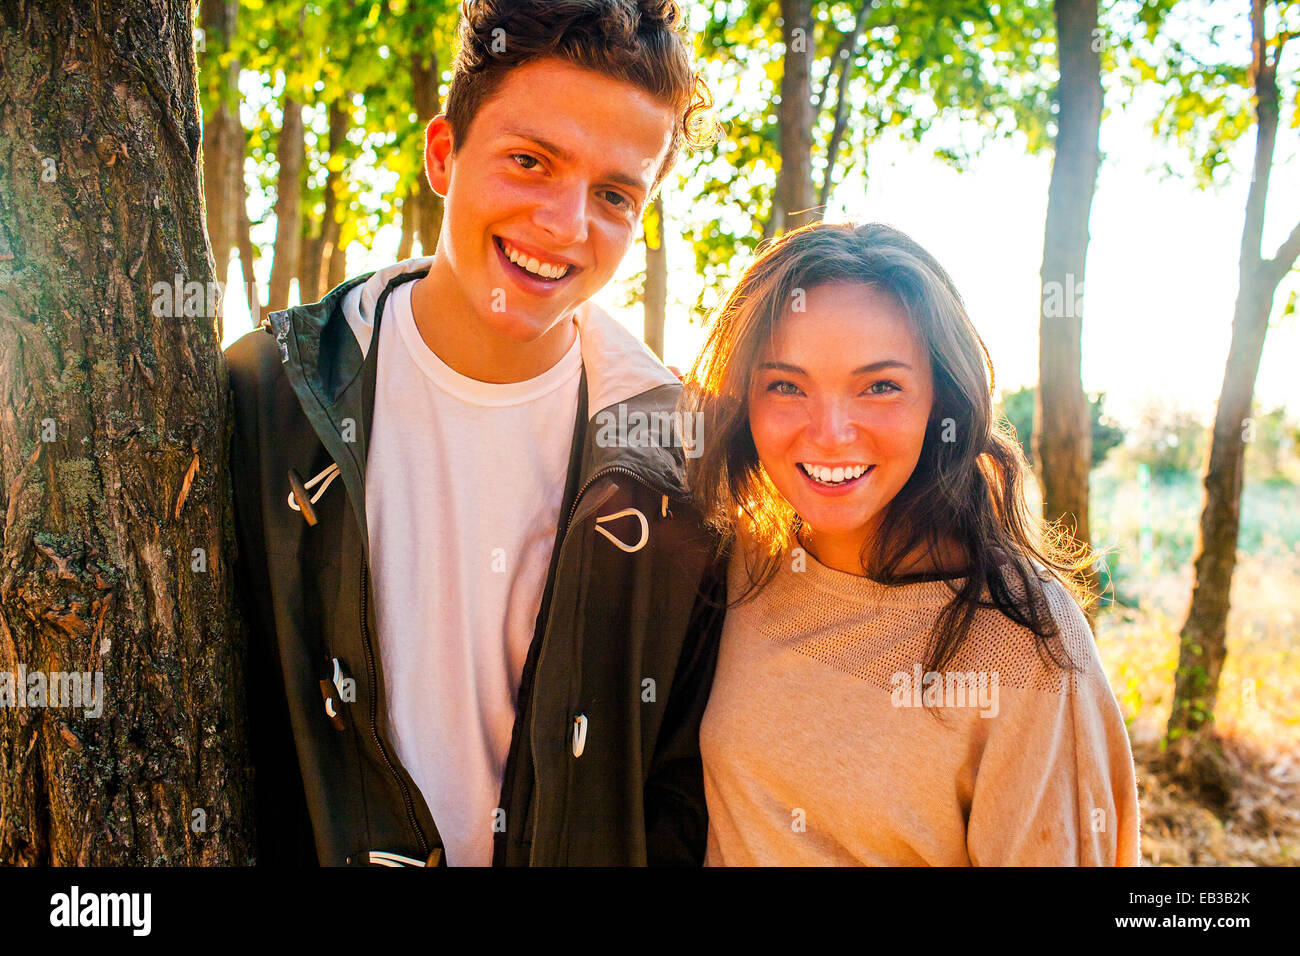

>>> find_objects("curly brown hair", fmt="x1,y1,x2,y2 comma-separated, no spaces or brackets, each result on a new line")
445,0,717,190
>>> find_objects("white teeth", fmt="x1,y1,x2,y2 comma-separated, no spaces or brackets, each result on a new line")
800,463,870,484
500,239,569,279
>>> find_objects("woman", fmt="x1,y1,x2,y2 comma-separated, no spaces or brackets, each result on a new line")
683,222,1140,866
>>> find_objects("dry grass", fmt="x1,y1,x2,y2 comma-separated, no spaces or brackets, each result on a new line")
1089,466,1300,866
1132,735,1300,866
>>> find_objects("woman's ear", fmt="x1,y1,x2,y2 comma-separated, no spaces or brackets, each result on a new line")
424,115,455,197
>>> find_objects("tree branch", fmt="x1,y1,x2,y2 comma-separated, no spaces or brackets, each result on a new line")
818,1,873,206
1265,215,1300,288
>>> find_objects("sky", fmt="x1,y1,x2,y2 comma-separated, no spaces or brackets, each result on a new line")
219,11,1299,430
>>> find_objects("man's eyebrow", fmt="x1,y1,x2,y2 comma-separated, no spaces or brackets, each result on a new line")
757,360,913,374
502,126,650,191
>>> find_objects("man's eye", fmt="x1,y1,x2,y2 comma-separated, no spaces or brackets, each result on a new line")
602,190,631,209
511,154,540,170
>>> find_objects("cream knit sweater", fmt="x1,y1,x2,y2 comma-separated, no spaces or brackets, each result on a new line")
700,547,1141,866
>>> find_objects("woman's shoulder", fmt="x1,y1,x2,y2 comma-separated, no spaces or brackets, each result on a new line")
953,567,1102,695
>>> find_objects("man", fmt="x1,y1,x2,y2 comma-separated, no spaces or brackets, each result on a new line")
226,0,723,866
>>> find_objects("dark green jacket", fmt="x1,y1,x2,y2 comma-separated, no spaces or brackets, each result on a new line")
226,261,725,866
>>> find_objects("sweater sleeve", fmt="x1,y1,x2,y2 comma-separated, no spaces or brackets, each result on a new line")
965,585,1141,867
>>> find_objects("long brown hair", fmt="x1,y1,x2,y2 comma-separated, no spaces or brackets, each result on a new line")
681,221,1095,676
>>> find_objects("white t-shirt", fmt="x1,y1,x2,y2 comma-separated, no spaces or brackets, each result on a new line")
364,280,582,866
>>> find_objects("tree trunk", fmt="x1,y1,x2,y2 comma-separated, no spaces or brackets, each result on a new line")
1165,0,1300,802
318,99,348,295
236,187,260,327
199,0,241,286
412,40,444,254
299,225,323,306
776,0,816,233
643,195,667,359
1035,0,1102,605
299,96,351,304
0,0,252,864
267,93,304,313
397,196,415,261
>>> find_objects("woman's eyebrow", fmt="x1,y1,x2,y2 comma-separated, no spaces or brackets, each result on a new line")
853,360,912,373
757,360,913,374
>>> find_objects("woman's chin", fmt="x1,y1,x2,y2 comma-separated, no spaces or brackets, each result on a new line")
794,507,879,544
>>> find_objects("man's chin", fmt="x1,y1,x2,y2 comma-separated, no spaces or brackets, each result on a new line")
480,308,576,345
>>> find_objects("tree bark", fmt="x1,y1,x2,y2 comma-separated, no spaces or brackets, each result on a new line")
643,195,667,359
0,0,252,864
266,92,304,313
1165,0,1300,801
1035,0,1102,603
777,0,816,233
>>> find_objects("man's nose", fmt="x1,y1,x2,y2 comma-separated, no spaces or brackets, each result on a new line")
534,179,589,247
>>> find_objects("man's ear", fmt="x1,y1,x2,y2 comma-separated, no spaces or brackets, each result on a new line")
424,115,455,197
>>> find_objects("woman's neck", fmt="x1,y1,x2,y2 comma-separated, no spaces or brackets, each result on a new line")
798,524,969,579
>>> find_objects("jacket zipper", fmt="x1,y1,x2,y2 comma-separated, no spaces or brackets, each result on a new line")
360,561,431,858
528,464,664,864
564,465,652,534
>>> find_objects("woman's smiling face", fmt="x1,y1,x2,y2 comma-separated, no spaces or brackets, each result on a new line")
747,282,935,571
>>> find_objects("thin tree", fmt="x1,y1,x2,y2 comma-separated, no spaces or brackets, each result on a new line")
1165,0,1300,798
1035,0,1104,610
266,89,305,314
775,0,817,233
411,18,445,255
200,0,241,285
643,195,668,359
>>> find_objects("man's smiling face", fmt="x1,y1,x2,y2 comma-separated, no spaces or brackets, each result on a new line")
425,57,676,349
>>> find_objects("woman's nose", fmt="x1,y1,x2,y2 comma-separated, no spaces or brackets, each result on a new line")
808,398,857,448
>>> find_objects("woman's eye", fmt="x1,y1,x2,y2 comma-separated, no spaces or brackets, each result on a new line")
511,153,540,170
866,381,901,395
766,380,801,396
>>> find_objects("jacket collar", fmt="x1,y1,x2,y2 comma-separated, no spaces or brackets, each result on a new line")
266,260,690,552
334,257,682,420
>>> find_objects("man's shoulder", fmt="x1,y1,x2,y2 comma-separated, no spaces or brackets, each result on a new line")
226,324,283,390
